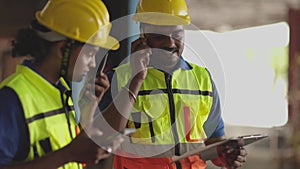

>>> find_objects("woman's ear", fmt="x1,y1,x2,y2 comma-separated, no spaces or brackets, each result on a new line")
54,40,67,59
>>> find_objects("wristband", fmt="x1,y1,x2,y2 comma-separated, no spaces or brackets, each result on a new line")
122,86,137,102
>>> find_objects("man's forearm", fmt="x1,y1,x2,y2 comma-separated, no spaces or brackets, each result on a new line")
102,77,143,131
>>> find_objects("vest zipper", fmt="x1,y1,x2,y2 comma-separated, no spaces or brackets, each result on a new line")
145,114,155,143
164,73,180,155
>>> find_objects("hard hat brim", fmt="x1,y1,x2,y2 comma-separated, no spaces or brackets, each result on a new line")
133,12,190,26
100,36,120,50
36,11,120,50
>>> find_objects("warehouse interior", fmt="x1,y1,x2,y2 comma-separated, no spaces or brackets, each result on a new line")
0,0,299,169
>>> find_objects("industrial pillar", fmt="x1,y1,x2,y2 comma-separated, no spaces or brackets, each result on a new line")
288,7,300,169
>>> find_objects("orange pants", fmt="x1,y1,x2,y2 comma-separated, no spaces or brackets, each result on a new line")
113,155,206,169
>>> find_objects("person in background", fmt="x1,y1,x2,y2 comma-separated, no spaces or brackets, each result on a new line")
0,0,121,169
99,0,247,168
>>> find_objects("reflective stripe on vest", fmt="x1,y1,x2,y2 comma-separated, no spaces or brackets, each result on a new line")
0,65,81,169
113,62,213,157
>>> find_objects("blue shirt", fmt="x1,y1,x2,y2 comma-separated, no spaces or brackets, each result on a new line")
0,87,28,167
99,57,224,139
0,60,68,167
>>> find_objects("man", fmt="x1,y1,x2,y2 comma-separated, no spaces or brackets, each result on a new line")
99,0,247,168
0,0,121,169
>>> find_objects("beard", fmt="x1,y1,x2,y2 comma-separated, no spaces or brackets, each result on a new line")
149,48,180,73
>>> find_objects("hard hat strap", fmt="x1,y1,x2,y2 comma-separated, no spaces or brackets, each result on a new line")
60,39,75,80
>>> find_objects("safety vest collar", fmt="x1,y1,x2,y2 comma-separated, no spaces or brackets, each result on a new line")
16,65,70,97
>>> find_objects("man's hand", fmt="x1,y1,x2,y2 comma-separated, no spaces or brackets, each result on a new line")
64,131,110,166
63,130,123,167
213,139,248,169
130,38,151,81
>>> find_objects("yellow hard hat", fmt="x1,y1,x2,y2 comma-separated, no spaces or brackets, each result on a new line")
133,0,191,26
36,0,119,50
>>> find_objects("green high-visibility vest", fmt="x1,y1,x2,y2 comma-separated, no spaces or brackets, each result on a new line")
0,65,81,169
114,62,213,149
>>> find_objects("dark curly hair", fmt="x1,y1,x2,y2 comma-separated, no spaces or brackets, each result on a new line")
11,20,54,63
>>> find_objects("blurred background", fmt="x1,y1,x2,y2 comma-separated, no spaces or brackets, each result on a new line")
0,0,300,168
